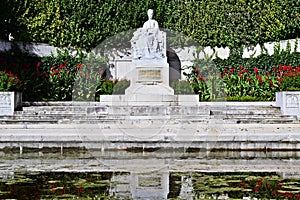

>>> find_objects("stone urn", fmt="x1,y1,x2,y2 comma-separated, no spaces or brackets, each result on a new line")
0,92,22,115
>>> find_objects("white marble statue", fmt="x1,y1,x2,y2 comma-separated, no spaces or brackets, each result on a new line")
131,9,165,60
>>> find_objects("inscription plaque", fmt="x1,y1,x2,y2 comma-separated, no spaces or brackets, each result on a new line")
138,176,161,188
138,69,161,80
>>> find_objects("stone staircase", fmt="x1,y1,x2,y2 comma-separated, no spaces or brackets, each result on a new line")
0,101,299,125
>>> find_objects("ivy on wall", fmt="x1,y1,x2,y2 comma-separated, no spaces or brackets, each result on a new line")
1,0,300,50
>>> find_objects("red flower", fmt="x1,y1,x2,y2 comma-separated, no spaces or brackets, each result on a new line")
224,67,229,72
243,69,249,73
270,81,274,86
256,178,263,185
77,188,84,194
239,66,244,70
36,61,41,68
254,186,259,192
273,190,277,195
59,189,64,195
59,64,64,69
279,64,283,71
272,67,277,72
254,67,259,74
247,77,251,82
77,63,83,69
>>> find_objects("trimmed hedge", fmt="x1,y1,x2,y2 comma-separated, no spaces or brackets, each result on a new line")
1,0,300,50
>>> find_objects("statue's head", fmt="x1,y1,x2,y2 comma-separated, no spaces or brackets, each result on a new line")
147,9,154,20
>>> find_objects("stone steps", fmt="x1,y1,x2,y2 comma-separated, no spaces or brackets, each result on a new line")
0,101,299,125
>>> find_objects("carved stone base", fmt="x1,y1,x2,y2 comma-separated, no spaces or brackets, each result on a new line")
0,92,22,115
100,94,199,106
276,91,300,118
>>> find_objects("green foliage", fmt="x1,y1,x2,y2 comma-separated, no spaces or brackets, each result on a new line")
2,0,299,50
225,96,269,101
96,79,130,101
38,49,85,101
184,47,224,101
0,70,21,91
185,42,300,101
0,0,28,41
0,46,43,100
215,41,300,74
113,79,130,94
73,52,109,101
280,70,300,91
170,80,194,94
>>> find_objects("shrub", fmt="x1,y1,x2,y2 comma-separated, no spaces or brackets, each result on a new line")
0,47,43,100
279,67,300,91
0,70,21,91
38,49,85,101
95,79,130,101
170,80,194,94
72,52,109,101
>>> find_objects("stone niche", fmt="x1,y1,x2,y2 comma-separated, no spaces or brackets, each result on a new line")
0,92,22,115
276,91,300,118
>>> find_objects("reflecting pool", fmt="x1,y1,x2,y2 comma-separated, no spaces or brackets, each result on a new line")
0,149,300,199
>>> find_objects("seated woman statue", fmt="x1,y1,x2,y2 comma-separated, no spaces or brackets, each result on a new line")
131,9,164,60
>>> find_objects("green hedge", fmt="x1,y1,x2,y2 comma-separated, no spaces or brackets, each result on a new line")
2,0,300,50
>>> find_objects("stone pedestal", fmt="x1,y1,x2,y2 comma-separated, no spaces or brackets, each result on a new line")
0,92,22,115
100,60,200,106
276,91,300,118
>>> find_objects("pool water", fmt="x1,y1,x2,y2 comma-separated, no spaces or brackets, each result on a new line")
1,171,300,199
1,149,300,199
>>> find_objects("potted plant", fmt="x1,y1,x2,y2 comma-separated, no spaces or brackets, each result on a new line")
0,70,22,115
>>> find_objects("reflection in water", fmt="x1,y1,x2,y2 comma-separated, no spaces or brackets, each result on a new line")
0,150,300,199
1,171,300,199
